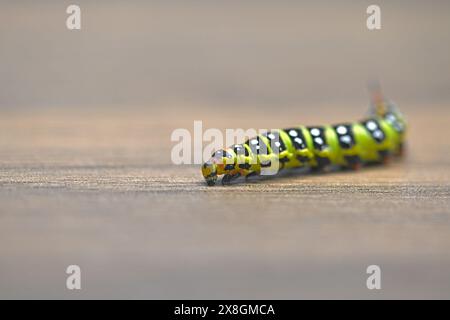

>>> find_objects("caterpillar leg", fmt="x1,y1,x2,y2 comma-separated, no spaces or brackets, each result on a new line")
221,173,241,185
349,162,362,171
311,156,331,172
378,150,392,165
344,155,362,171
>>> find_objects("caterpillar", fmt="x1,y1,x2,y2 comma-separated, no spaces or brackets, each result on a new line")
202,89,406,186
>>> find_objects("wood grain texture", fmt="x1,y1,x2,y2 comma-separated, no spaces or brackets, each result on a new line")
0,105,449,299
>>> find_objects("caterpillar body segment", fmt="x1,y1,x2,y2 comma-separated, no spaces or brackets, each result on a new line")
202,97,406,186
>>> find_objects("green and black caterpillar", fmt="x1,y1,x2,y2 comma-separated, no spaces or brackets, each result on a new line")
202,88,406,186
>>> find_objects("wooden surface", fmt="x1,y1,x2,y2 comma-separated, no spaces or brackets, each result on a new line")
0,104,449,299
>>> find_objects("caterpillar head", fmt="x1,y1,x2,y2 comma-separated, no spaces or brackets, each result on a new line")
202,160,218,186
202,149,237,186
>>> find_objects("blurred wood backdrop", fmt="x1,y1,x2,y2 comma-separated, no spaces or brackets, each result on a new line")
0,1,449,298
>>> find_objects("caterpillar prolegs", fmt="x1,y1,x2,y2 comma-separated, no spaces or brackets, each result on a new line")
202,95,406,186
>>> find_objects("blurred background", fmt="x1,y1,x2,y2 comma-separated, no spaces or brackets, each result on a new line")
1,0,450,109
0,0,449,299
